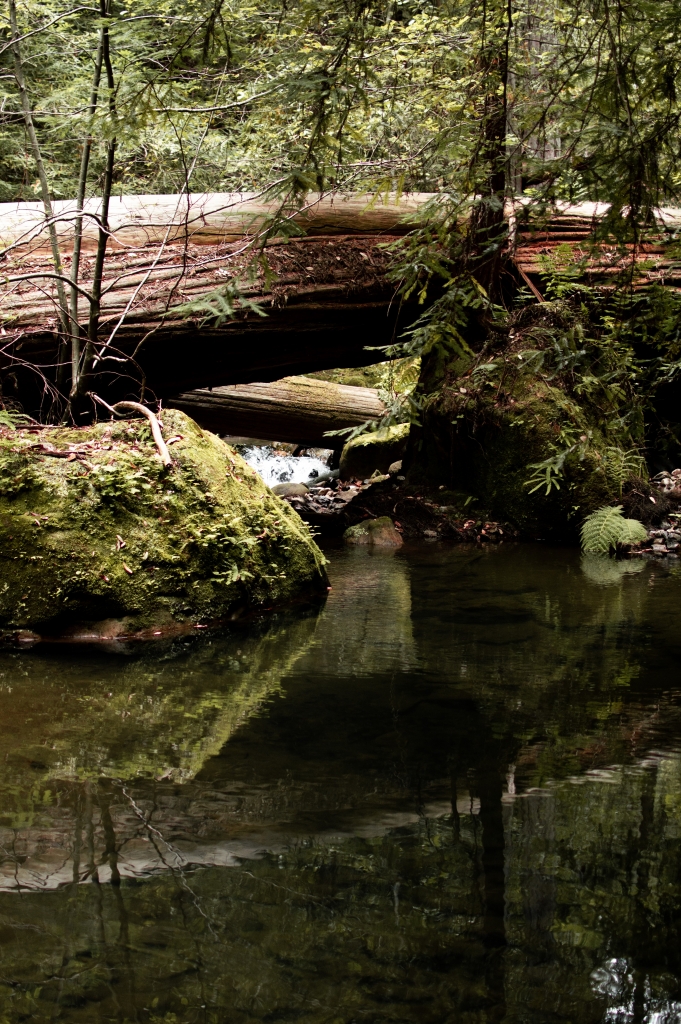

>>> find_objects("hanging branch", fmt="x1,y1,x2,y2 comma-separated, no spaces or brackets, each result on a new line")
8,0,71,397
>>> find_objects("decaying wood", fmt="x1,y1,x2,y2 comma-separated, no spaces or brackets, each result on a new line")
0,234,413,403
0,191,434,257
2,193,681,417
512,204,681,290
169,376,386,447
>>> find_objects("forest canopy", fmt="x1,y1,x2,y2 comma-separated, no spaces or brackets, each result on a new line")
2,0,681,218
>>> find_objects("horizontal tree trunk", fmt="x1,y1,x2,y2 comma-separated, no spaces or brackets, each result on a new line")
0,191,435,256
2,194,678,416
169,376,386,447
0,235,411,407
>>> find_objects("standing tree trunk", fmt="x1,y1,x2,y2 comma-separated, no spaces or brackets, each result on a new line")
467,0,514,299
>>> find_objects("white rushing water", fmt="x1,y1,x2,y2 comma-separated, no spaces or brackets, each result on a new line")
241,445,332,487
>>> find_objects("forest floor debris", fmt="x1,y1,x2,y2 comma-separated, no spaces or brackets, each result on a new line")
277,470,519,543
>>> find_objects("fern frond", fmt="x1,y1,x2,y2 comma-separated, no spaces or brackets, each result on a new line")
0,410,32,430
580,505,648,552
617,518,648,546
581,505,626,553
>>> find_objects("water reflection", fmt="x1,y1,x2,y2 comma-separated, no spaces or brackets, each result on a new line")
0,545,679,1021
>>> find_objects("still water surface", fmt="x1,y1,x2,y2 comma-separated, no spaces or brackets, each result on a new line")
0,544,680,1023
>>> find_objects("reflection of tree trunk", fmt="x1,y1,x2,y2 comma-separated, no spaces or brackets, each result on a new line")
71,789,82,886
632,969,646,1023
98,785,121,887
630,763,657,1021
450,769,461,840
98,783,136,1012
521,792,557,956
475,768,507,1022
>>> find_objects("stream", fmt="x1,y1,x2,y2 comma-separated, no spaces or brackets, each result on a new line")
0,543,680,1022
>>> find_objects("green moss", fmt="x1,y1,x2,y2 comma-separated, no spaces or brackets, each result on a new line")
0,410,327,635
340,423,410,480
409,301,645,536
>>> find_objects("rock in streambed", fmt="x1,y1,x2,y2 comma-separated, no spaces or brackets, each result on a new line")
344,516,404,547
0,410,327,640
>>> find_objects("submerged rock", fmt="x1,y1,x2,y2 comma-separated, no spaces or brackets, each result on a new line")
0,409,327,638
344,516,403,547
340,423,410,480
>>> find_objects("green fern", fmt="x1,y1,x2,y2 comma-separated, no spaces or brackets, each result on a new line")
581,505,648,553
603,446,648,496
617,517,649,547
0,410,33,430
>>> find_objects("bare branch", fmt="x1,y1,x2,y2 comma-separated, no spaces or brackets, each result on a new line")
89,395,172,467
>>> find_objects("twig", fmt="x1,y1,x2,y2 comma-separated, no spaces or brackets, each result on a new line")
89,394,172,467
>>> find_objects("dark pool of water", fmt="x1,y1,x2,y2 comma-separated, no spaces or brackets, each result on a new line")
0,543,680,1023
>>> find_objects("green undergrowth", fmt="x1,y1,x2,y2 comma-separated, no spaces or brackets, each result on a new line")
580,505,648,553
0,409,327,636
407,294,664,536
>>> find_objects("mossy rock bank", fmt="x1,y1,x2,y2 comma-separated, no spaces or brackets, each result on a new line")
408,301,645,537
0,409,327,638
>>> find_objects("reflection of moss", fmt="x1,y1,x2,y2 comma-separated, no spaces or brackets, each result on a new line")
0,410,327,634
0,609,321,811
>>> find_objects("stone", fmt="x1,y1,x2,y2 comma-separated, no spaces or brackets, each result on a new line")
388,460,403,474
343,516,404,547
339,423,410,480
271,481,309,497
0,410,327,638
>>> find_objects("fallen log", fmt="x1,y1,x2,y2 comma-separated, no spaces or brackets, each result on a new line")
0,191,434,256
0,194,430,409
0,235,412,405
3,193,680,417
170,376,386,447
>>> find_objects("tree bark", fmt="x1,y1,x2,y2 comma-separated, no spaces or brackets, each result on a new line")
0,192,434,256
169,376,385,447
0,234,413,410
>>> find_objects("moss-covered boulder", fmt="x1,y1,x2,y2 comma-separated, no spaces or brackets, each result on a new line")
340,422,410,480
344,516,404,547
0,409,327,637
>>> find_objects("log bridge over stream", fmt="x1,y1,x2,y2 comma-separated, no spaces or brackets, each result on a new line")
2,193,679,442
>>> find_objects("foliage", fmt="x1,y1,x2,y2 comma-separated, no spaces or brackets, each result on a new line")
580,504,648,553
2,0,681,480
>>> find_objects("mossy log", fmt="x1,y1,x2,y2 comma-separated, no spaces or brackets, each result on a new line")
170,376,385,447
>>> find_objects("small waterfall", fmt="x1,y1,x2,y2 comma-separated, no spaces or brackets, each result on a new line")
241,445,332,487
